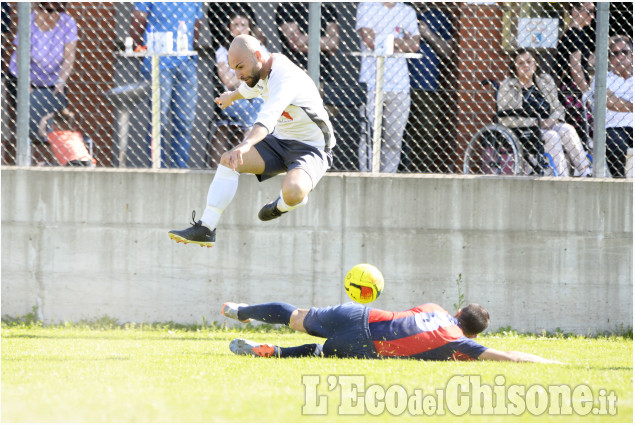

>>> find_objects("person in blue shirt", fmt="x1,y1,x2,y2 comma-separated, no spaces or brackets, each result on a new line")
130,2,202,168
403,3,454,173
221,300,562,363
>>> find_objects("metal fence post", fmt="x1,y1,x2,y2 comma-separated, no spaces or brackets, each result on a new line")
16,2,31,166
307,2,321,87
592,2,610,178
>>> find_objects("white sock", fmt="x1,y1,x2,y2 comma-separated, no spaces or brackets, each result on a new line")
200,165,240,229
276,190,308,212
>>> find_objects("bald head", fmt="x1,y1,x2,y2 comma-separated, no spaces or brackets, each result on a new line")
228,34,268,88
228,34,263,56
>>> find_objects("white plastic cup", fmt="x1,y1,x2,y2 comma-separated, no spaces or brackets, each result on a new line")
147,31,154,53
385,34,394,55
124,37,133,54
162,32,174,53
153,32,173,54
374,34,394,56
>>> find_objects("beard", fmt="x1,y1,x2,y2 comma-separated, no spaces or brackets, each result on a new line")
244,72,260,88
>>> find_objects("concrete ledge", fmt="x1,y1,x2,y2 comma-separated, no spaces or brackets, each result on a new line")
1,167,632,333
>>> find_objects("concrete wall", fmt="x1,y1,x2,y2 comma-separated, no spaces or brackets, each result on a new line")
1,167,632,333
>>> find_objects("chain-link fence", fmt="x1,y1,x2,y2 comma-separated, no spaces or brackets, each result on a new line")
1,2,632,176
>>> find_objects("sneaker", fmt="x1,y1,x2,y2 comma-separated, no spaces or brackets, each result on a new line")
258,197,287,221
222,302,251,323
168,211,215,247
229,338,277,357
575,167,593,178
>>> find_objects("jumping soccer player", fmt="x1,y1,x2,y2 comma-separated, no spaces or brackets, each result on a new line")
221,301,562,363
168,34,335,247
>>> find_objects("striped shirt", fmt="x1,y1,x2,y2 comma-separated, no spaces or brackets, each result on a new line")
368,303,488,361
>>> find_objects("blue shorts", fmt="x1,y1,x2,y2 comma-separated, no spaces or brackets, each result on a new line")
253,135,332,189
303,303,377,359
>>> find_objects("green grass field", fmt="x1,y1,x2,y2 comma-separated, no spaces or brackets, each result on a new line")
1,323,632,422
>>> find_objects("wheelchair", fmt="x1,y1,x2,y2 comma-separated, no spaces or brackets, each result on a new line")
463,80,559,176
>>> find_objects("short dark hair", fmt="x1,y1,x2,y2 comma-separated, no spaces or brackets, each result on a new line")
457,303,490,336
218,3,256,48
52,108,76,131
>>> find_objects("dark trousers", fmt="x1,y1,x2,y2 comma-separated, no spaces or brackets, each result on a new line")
401,89,445,172
606,127,633,178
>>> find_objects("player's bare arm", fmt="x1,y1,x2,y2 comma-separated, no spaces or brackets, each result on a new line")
224,123,269,171
215,90,244,110
479,348,563,364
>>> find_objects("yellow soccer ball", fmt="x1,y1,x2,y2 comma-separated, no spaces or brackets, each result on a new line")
344,264,384,303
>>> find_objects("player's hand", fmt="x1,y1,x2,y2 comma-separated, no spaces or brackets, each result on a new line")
225,142,251,171
215,91,235,110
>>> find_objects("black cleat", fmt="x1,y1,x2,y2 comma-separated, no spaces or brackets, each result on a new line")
258,197,287,221
168,211,216,247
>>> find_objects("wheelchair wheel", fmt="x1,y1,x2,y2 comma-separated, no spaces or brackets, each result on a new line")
463,124,523,175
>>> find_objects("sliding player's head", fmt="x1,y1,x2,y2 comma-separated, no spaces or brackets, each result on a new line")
456,303,490,337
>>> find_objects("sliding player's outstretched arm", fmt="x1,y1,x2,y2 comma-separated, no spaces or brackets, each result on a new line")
479,348,564,364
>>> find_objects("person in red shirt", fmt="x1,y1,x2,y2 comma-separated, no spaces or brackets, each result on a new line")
221,300,562,364
38,108,94,166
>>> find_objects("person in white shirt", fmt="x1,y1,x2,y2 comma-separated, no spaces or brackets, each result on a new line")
586,36,633,177
168,34,336,247
604,36,633,177
356,2,419,172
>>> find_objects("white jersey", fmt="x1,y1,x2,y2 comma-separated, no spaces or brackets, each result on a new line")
238,53,336,150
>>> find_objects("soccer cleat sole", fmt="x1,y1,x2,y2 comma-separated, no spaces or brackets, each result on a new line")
222,302,251,323
230,339,276,357
168,232,214,248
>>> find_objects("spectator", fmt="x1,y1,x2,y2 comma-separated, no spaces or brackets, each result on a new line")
403,3,454,173
498,49,592,177
356,2,419,173
587,36,633,178
207,2,267,51
130,2,202,168
275,2,340,84
210,7,266,168
6,2,78,162
38,108,95,167
555,2,596,139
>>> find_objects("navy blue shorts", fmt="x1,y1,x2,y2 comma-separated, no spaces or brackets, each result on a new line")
253,135,332,189
303,302,377,359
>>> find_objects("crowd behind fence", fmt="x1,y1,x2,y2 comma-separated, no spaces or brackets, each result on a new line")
1,2,632,177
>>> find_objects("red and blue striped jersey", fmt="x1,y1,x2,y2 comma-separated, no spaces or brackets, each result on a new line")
368,303,488,361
